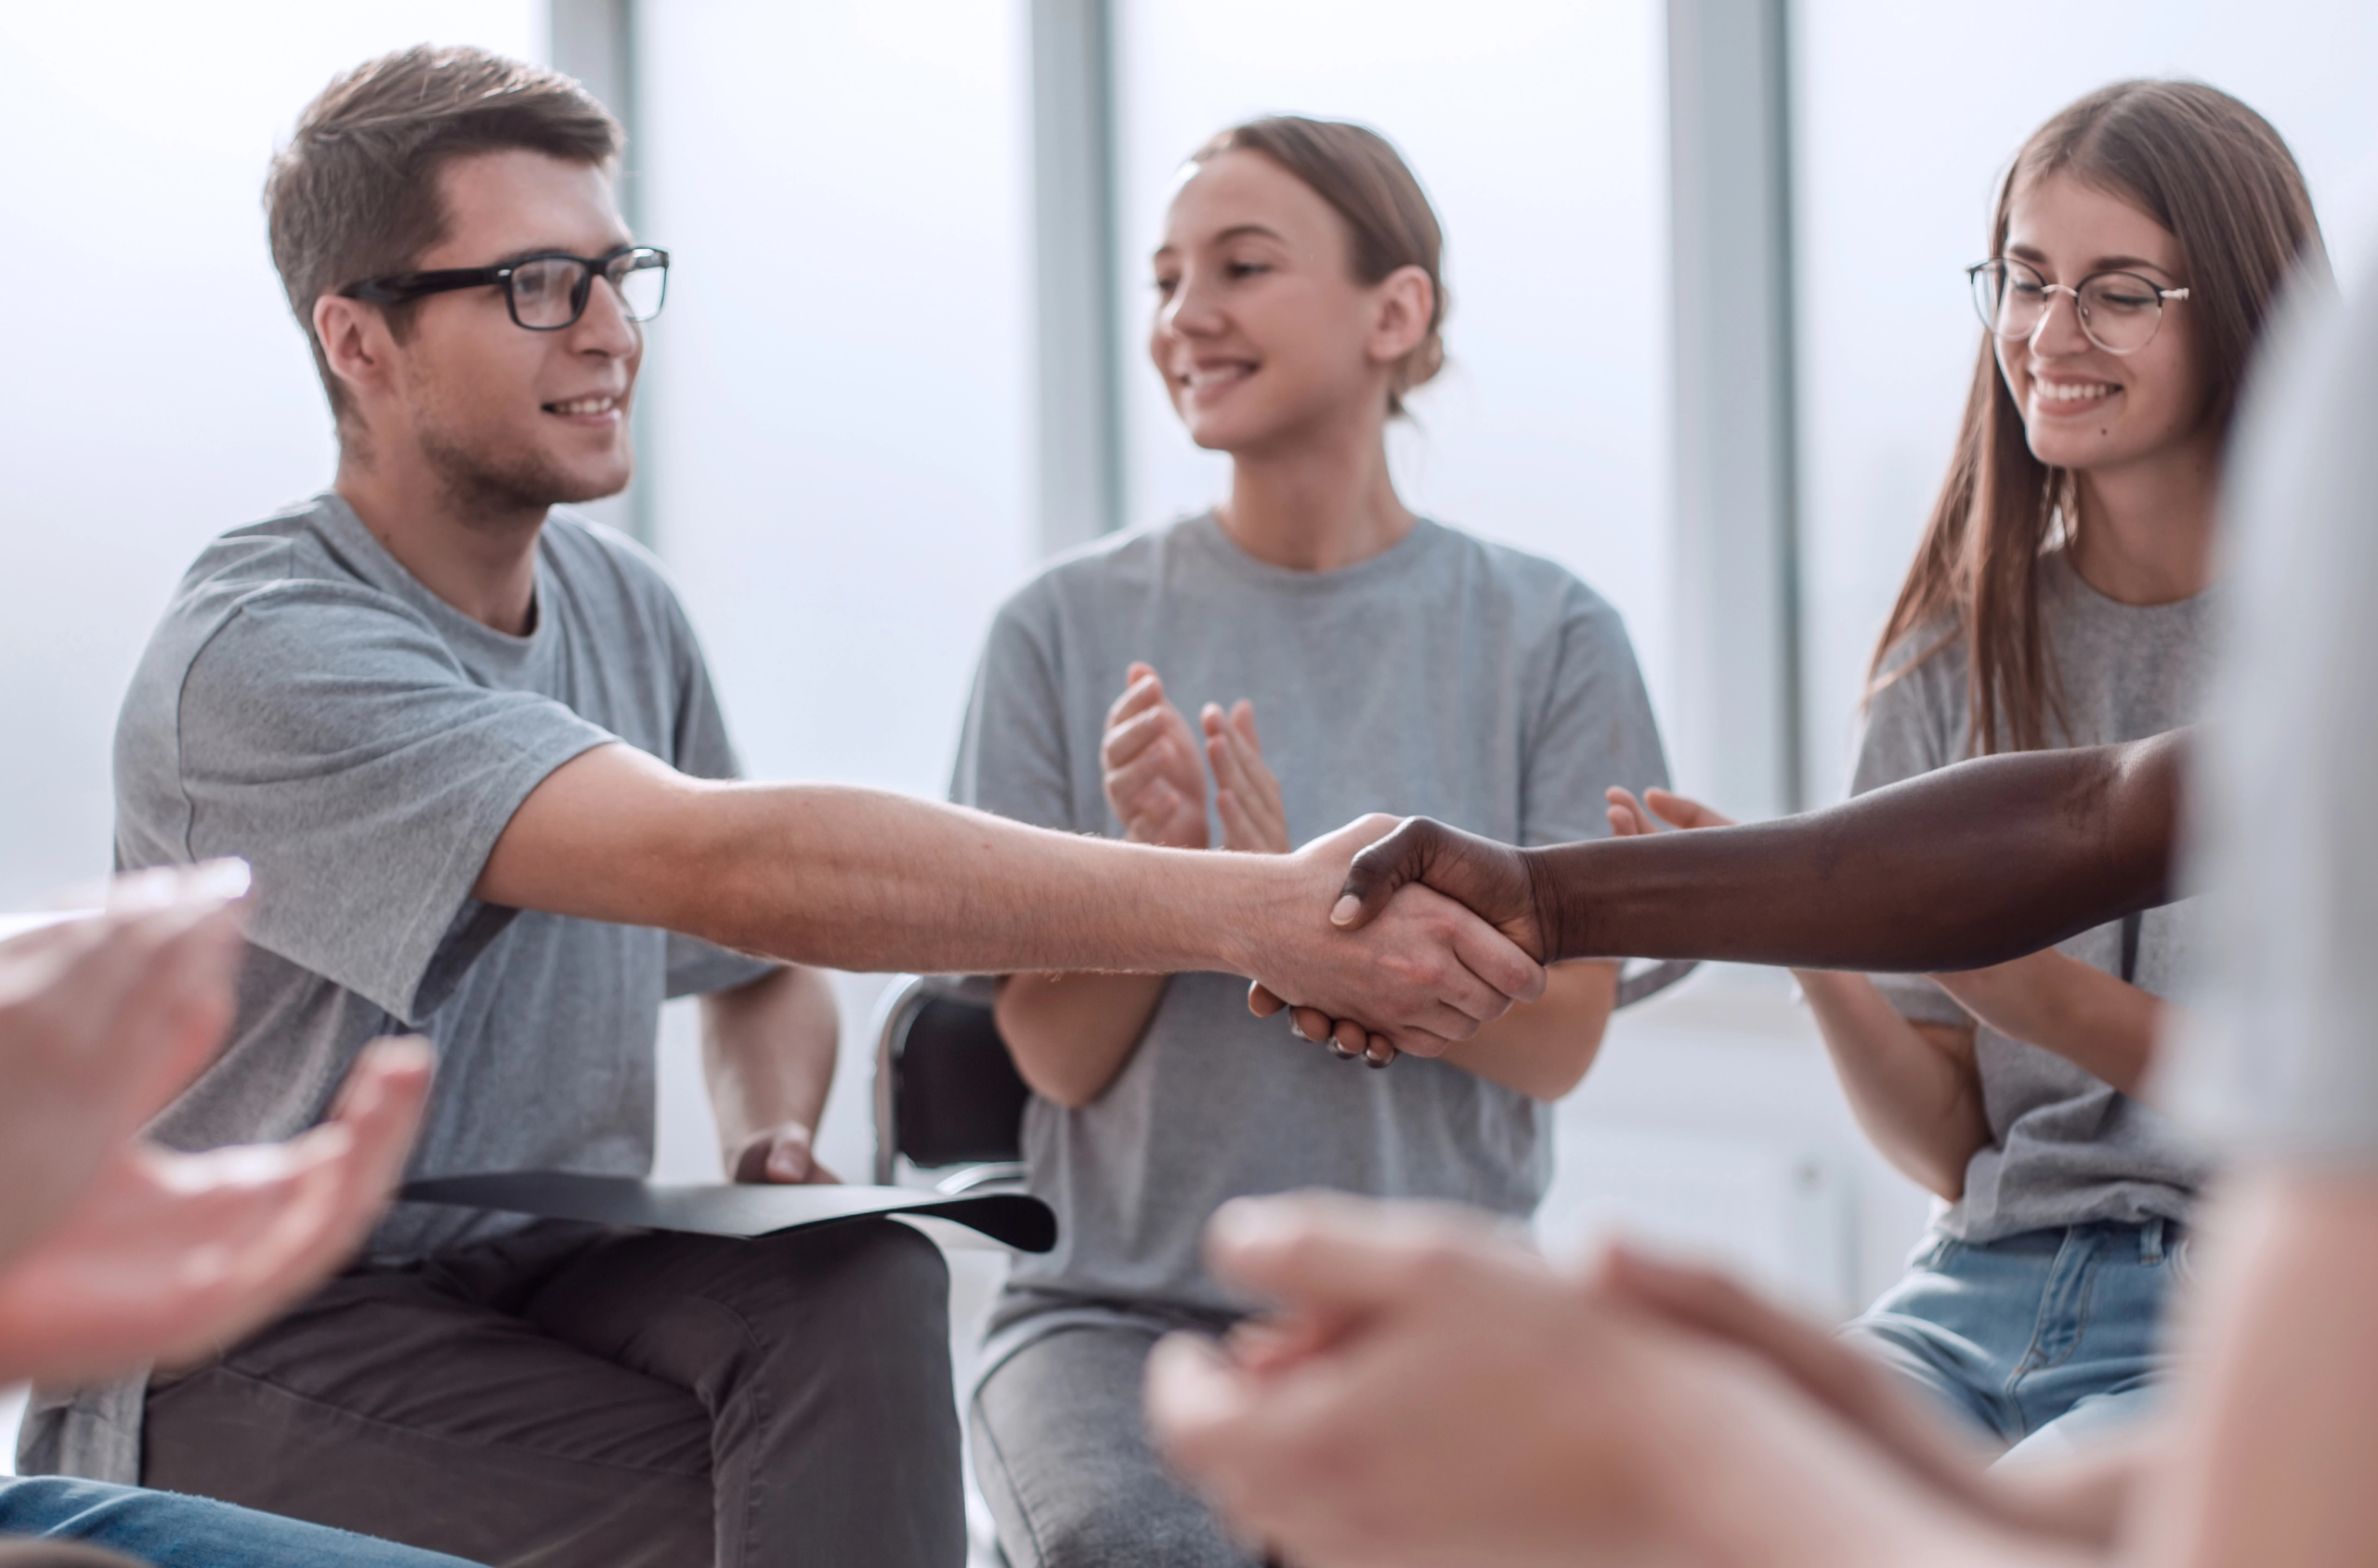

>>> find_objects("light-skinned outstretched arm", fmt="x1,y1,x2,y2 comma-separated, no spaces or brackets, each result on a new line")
481,738,1546,1062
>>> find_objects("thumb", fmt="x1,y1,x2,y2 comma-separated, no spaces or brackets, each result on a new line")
1330,817,1436,931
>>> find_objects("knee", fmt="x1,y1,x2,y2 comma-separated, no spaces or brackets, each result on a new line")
1009,1495,1234,1568
756,1217,950,1335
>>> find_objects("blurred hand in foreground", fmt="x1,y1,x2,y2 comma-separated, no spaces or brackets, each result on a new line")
0,1036,432,1386
0,862,253,1267
1145,1192,2071,1568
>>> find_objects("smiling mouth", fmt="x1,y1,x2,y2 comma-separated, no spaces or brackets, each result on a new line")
2034,380,2118,405
543,395,621,416
1179,363,1255,393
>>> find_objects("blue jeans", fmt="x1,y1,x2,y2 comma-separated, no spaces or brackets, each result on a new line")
1841,1220,2187,1462
0,1479,480,1568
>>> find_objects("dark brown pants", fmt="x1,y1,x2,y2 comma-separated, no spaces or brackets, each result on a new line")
142,1218,963,1568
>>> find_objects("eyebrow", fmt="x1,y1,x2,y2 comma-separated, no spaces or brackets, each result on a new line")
1151,223,1288,266
2006,242,2175,275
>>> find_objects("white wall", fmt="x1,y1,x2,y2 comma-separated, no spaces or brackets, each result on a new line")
1791,0,2378,800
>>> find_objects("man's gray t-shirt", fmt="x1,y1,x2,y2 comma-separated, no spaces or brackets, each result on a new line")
951,513,1667,1353
26,492,772,1483
1854,548,2216,1241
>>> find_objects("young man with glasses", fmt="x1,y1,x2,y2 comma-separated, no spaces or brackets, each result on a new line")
20,44,1543,1568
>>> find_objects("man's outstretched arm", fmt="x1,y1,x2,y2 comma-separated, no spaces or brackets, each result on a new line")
475,745,1544,1053
1322,730,2185,973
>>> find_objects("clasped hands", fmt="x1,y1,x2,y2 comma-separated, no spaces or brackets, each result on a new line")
1101,663,1558,1062
1143,1192,2027,1568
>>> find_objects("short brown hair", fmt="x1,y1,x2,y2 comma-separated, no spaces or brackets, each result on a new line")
1193,116,1448,416
1872,79,2325,754
266,45,621,422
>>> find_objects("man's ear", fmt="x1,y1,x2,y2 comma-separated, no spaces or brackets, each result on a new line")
312,294,395,411
1366,265,1435,367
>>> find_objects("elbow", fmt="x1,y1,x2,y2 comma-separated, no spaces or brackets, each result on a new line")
1533,1034,1604,1102
990,988,1102,1110
1023,1070,1098,1112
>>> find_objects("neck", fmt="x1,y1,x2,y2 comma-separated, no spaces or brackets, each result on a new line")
2066,428,2222,606
1216,411,1414,573
334,444,546,635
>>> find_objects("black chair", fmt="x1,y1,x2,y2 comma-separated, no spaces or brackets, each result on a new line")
871,975,1030,1192
869,959,1698,1191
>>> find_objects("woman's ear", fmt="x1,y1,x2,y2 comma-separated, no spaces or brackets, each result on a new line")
1366,264,1435,367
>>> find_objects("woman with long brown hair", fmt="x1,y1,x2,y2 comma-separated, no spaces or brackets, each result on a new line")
1611,78,2326,1459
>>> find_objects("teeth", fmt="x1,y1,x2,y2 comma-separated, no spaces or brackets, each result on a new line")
549,397,618,415
2037,382,2116,402
1184,365,1251,388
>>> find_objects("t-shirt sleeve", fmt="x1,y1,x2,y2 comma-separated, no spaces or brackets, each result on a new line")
950,592,1082,834
174,586,614,1024
657,597,780,999
2162,274,2378,1167
1849,642,1972,1028
1520,585,1668,849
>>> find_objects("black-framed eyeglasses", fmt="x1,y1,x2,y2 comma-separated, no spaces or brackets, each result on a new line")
1966,256,2188,356
339,245,669,331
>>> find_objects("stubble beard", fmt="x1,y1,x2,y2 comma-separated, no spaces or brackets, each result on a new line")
414,402,633,528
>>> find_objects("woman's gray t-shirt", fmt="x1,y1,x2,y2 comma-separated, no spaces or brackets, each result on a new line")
950,514,1667,1349
1854,547,2217,1241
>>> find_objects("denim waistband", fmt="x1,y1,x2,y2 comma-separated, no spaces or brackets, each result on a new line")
1962,1217,2183,1263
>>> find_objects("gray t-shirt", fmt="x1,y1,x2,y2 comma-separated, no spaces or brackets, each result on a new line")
951,513,1666,1351
26,492,772,1483
2168,263,2378,1166
1854,548,2216,1240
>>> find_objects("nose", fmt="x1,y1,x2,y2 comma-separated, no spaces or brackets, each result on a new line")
2027,286,2093,358
1159,265,1226,341
568,269,642,360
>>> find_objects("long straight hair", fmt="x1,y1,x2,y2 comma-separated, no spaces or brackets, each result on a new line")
1871,80,2324,753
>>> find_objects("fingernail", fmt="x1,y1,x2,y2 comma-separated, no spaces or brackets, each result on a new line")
1330,895,1360,926
188,858,254,903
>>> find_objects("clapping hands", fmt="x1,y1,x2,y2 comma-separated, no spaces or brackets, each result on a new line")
1103,663,1288,854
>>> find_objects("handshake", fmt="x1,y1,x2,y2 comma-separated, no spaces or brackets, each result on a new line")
1229,812,1555,1070
1093,661,1561,1067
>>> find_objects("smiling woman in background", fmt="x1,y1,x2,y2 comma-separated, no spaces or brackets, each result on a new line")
949,116,1667,1567
1614,78,2325,1463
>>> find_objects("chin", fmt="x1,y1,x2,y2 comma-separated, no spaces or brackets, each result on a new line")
553,460,634,505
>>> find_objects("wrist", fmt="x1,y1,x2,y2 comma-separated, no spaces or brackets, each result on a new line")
1517,844,1570,961
1198,852,1300,978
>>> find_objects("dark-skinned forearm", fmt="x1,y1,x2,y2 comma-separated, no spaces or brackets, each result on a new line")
1529,734,2182,971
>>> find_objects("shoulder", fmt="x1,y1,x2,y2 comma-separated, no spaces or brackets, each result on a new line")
139,502,445,684
1431,525,1637,651
1007,516,1182,606
1869,615,1967,709
980,516,1192,650
1856,617,1968,788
